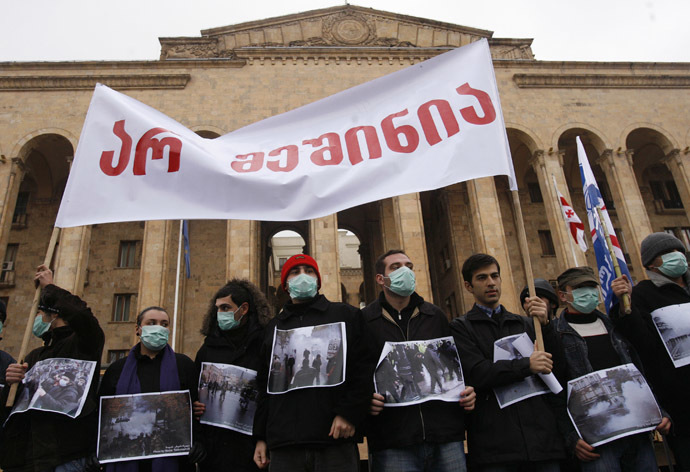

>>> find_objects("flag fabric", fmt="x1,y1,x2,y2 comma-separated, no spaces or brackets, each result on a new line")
577,136,632,313
55,38,516,228
182,220,191,279
552,176,587,252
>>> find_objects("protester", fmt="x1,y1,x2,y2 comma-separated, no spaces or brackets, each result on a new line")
520,278,559,322
99,306,205,472
193,279,271,472
364,249,476,472
611,232,690,471
551,266,670,471
0,299,16,386
253,254,372,472
0,264,104,472
451,253,565,471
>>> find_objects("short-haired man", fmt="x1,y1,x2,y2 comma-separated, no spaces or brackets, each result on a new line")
520,278,559,322
610,232,690,471
363,250,476,471
0,299,16,386
451,253,565,471
553,266,670,471
253,254,371,472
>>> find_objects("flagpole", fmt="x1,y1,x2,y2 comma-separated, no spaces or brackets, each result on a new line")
6,227,61,407
171,220,183,351
595,207,632,314
511,191,544,351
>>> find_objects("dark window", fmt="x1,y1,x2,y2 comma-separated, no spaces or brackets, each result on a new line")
107,350,129,364
117,241,137,268
12,192,29,225
112,294,134,322
538,230,556,256
528,183,543,203
650,180,683,209
440,246,451,272
665,228,690,252
278,257,287,269
1,244,18,284
444,292,458,319
614,228,632,265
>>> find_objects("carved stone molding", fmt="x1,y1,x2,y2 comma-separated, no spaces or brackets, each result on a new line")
0,74,191,91
159,38,220,60
663,148,682,167
323,11,376,45
528,149,546,172
513,74,690,88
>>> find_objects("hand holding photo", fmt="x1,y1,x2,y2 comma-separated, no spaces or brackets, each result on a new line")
493,333,549,409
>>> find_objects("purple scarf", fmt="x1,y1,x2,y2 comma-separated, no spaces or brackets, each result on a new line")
106,344,180,472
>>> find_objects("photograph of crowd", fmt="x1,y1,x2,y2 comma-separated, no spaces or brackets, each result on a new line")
10,357,96,419
493,334,549,409
198,362,258,435
268,322,345,393
651,303,690,368
567,363,662,447
98,390,192,463
374,336,464,407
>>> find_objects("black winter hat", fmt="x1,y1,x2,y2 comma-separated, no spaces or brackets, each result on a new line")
520,279,559,307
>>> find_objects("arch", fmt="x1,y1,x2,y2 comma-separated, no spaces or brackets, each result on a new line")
620,123,679,154
551,123,611,155
191,126,224,139
505,124,543,154
507,128,541,188
12,128,78,161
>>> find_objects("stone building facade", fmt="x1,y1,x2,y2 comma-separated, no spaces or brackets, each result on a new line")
1,5,689,363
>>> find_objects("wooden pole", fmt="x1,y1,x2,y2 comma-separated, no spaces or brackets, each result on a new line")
6,227,61,407
595,206,632,314
511,191,544,351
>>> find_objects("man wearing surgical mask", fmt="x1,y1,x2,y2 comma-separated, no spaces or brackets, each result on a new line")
553,266,670,471
363,250,476,472
611,232,690,471
98,306,206,471
253,254,372,472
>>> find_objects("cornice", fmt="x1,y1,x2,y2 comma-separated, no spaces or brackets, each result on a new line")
0,74,192,91
513,73,690,88
0,59,245,71
232,46,452,64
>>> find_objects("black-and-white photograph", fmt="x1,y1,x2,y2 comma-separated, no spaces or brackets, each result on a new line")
198,362,258,435
268,322,346,394
493,334,549,409
651,303,690,368
9,357,96,419
567,363,662,447
374,336,464,407
98,390,192,463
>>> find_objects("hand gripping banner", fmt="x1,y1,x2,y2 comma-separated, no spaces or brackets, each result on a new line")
55,38,516,228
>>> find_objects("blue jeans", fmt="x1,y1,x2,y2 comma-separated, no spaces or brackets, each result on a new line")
580,433,657,472
40,457,87,472
476,460,560,472
369,441,466,472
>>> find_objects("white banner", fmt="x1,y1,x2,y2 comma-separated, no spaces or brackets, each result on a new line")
56,38,516,228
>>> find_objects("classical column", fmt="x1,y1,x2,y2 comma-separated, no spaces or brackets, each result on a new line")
226,220,260,284
596,149,652,275
443,184,472,312
379,198,403,250
465,177,520,312
662,149,690,222
0,158,24,265
309,214,341,302
531,150,587,269
53,225,92,297
137,220,175,311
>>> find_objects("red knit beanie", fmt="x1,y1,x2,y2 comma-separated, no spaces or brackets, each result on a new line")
281,254,321,290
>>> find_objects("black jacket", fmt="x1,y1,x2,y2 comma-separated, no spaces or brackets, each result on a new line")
450,305,565,466
612,273,690,435
362,292,467,452
253,294,372,450
99,344,199,472
0,284,104,472
194,315,264,472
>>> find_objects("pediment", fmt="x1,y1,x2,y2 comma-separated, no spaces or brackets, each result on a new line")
159,5,534,61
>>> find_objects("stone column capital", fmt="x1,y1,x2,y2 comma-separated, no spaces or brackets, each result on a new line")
663,148,682,166
528,149,546,171
596,149,614,170
11,157,26,173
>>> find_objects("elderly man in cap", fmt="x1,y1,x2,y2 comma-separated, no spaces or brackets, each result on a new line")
552,266,670,471
520,279,559,322
253,254,372,472
611,232,690,471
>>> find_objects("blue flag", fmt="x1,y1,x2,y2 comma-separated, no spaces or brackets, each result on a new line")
577,137,631,313
183,220,191,278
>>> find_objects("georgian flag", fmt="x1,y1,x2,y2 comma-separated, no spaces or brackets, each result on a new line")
553,176,587,252
577,136,632,313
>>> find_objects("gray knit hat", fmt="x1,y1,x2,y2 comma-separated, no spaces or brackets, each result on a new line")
640,232,686,267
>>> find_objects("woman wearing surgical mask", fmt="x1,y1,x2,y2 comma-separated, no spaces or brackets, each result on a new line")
193,279,271,472
98,306,206,472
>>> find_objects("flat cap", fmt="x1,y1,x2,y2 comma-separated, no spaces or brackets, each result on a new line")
557,266,598,291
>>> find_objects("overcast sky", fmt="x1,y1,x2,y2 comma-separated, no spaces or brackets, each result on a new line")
1,0,688,63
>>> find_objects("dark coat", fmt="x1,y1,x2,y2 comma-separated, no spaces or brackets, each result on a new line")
253,294,372,450
194,315,264,472
0,284,104,472
612,275,690,435
450,305,565,466
362,293,467,452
